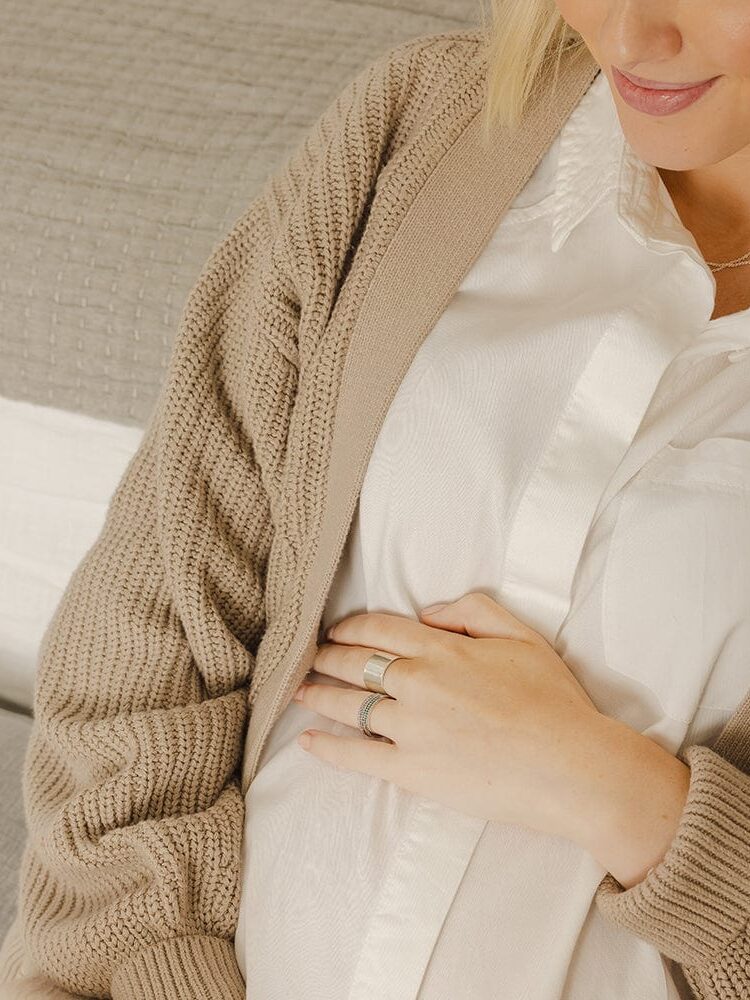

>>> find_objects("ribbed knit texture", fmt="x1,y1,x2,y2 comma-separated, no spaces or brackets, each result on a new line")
7,26,750,1000
110,937,244,1000
596,744,750,999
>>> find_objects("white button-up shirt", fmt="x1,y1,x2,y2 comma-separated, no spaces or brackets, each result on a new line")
234,69,750,1000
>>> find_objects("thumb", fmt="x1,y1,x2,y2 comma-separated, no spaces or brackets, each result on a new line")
418,591,540,642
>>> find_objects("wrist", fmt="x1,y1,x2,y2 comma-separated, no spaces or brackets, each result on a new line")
572,714,691,889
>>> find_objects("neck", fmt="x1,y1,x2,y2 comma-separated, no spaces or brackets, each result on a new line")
657,151,750,262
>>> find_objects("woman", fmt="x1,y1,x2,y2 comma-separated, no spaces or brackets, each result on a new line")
1,2,749,998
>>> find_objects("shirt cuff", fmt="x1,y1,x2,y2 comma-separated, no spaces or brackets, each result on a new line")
110,935,244,1000
594,743,750,969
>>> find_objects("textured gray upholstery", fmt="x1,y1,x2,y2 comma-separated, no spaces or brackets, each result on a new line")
1,0,480,427
0,708,32,941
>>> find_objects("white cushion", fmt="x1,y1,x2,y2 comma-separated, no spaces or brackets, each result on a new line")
0,396,142,709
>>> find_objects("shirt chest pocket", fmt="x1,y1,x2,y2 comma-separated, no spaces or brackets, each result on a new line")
601,436,750,727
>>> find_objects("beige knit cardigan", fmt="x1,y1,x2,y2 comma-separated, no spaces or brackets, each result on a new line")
6,25,750,1000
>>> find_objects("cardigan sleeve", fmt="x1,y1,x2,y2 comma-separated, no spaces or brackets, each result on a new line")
595,741,750,999
14,36,428,1000
16,170,275,1000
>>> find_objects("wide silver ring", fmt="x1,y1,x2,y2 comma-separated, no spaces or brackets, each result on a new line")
362,652,402,695
358,692,391,738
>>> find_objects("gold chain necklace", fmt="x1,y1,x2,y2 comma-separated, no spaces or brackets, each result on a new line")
705,248,750,273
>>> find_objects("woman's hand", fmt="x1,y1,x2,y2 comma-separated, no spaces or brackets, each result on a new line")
293,591,616,846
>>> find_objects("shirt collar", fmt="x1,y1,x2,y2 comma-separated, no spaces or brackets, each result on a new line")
549,69,712,278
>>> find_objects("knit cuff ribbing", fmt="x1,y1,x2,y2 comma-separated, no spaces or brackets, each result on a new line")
595,743,750,969
110,935,244,1000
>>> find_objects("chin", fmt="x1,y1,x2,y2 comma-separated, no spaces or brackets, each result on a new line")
621,117,741,173
620,130,716,173
634,149,699,173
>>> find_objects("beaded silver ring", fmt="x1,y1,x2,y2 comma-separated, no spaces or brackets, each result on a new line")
357,691,391,738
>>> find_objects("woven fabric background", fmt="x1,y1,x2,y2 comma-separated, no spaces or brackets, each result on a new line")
0,0,479,427
0,707,31,941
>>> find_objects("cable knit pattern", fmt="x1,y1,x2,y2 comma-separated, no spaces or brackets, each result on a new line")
5,25,750,1000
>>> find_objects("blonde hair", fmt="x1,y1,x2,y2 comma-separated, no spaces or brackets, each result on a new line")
476,0,591,145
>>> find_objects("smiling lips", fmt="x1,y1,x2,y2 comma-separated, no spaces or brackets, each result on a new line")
612,65,720,116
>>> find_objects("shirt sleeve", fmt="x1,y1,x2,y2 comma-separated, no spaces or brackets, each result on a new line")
16,35,429,999
595,741,750,1000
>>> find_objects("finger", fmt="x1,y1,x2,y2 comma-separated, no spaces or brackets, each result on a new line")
312,642,414,699
418,591,542,643
297,728,399,781
295,680,401,741
326,610,440,658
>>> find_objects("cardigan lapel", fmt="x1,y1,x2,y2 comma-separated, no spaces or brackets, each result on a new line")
241,44,602,794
